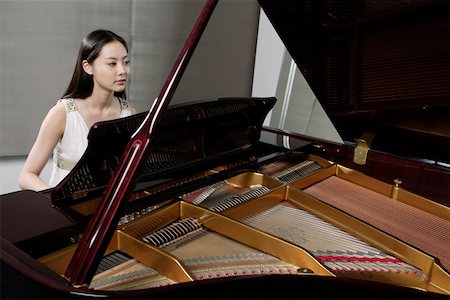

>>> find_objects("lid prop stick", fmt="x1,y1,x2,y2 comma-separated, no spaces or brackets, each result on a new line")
65,0,218,286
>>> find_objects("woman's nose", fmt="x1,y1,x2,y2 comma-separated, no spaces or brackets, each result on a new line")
118,62,128,75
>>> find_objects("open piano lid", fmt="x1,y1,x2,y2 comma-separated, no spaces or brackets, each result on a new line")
258,0,450,164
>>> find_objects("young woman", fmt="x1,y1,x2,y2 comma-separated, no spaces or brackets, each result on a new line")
19,29,136,191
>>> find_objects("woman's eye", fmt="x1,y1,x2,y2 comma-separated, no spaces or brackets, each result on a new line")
108,62,116,66
124,61,130,65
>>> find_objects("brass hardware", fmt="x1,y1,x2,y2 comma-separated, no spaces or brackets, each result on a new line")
391,178,403,200
353,139,370,165
394,178,402,187
353,133,376,165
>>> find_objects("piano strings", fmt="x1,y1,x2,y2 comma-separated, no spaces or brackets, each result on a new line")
118,158,299,226
94,250,133,276
179,159,323,213
182,253,299,280
240,201,421,276
88,159,443,290
138,216,301,281
303,176,450,272
142,217,203,248
90,254,174,290
92,198,423,290
181,180,270,212
259,160,323,182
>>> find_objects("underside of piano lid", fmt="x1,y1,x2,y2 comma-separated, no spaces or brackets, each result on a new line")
259,0,450,164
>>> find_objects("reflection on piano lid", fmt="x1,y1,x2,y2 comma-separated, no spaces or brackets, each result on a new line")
259,0,450,163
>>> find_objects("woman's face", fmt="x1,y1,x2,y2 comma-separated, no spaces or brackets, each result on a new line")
87,41,130,94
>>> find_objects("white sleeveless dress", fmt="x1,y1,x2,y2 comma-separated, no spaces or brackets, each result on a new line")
49,98,132,186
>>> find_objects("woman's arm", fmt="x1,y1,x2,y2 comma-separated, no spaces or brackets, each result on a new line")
18,102,66,191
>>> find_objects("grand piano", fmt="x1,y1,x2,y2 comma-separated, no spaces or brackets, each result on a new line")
1,0,449,298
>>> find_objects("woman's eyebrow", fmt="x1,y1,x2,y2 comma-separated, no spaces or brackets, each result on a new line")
104,55,129,60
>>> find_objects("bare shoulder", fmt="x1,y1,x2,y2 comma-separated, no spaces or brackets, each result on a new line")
40,100,67,136
47,100,66,119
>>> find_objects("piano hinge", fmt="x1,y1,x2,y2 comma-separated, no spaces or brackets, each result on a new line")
73,189,89,200
353,132,375,165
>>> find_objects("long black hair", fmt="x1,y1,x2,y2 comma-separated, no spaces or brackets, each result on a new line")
63,29,128,99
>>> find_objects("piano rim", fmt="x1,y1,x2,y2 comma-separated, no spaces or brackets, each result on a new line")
1,237,445,299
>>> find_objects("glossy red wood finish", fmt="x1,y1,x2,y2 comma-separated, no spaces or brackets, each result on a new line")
64,0,218,285
0,191,73,245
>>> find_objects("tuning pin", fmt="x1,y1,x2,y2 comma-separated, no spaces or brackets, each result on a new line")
391,178,403,200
